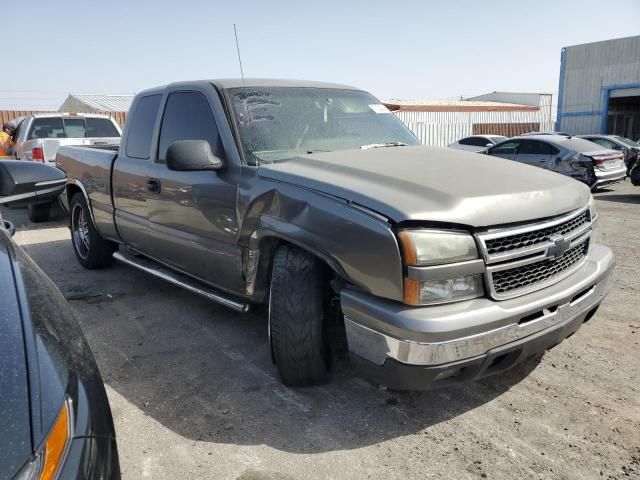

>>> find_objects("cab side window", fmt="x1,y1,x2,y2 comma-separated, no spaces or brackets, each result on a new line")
519,140,554,155
491,140,521,154
125,94,162,159
157,91,224,163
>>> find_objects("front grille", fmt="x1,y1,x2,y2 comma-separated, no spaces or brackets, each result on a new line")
485,210,589,256
491,241,588,295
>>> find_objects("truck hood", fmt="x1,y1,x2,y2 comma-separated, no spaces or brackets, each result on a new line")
257,145,591,227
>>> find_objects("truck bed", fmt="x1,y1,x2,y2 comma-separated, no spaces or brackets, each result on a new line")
56,146,119,231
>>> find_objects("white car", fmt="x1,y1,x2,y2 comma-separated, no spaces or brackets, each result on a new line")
448,135,508,153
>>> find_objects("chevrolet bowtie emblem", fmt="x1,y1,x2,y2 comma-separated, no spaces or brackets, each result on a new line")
547,234,571,260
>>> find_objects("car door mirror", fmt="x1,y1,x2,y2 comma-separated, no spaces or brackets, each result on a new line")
166,140,224,171
0,160,66,208
486,143,493,147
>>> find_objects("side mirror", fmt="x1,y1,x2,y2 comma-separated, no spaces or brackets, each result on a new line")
166,140,224,172
0,160,66,208
486,143,493,147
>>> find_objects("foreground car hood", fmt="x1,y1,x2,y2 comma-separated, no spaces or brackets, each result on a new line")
258,145,590,227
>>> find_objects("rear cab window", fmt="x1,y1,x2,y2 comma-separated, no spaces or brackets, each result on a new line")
28,118,65,139
27,116,120,140
86,118,120,137
125,95,162,159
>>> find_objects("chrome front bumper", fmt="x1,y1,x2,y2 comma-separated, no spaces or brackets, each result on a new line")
342,243,614,368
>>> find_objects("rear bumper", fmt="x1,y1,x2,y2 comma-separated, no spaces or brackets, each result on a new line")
342,243,614,390
592,166,627,189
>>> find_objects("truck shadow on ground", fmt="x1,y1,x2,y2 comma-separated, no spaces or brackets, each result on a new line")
19,237,543,454
593,193,640,205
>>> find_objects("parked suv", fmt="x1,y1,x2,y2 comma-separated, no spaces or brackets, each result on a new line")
486,135,626,190
57,79,614,390
12,113,121,222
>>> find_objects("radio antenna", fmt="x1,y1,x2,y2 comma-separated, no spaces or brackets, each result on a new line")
233,24,246,89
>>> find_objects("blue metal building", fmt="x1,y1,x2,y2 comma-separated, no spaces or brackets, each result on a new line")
557,35,640,139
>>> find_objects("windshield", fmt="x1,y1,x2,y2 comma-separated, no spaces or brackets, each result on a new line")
489,136,508,143
614,136,640,147
227,87,420,163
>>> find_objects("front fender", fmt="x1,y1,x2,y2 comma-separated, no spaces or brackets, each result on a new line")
243,187,404,302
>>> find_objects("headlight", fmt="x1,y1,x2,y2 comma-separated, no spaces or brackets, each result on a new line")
398,230,479,266
14,399,71,480
398,230,484,305
588,194,598,222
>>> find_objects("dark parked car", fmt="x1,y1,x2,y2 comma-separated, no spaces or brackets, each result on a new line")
487,135,627,190
578,134,640,174
0,161,120,479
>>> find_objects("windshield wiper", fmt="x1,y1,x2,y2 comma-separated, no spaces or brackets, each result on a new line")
359,142,408,150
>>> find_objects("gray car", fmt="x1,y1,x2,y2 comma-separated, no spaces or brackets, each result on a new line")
56,79,614,390
486,135,627,190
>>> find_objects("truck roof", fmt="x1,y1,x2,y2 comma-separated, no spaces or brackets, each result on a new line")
31,113,114,119
136,79,360,98
210,78,359,90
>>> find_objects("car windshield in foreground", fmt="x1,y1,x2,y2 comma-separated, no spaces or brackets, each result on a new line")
489,136,508,143
227,87,420,163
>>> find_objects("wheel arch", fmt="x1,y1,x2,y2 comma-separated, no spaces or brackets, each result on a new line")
245,228,348,303
66,180,97,227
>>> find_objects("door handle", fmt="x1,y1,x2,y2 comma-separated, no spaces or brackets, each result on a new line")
146,178,161,194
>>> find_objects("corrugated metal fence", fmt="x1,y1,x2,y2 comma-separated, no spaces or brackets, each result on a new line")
394,110,555,147
1,110,127,128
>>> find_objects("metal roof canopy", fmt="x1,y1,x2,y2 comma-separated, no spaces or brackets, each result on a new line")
59,94,134,112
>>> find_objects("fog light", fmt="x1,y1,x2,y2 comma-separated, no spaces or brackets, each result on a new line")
405,274,483,305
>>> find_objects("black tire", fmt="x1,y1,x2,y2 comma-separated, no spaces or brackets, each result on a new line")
28,203,51,223
269,244,329,387
70,193,117,269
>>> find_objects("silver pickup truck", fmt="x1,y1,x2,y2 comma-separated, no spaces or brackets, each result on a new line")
12,113,121,222
56,79,614,389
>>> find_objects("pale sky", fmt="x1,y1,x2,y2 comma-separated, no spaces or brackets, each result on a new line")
2,0,639,110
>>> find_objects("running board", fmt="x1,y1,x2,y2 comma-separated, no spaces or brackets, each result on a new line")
113,251,250,313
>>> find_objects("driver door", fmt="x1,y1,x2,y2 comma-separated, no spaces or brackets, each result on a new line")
144,89,244,293
515,140,555,169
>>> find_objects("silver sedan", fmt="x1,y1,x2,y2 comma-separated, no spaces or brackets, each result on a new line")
486,135,627,190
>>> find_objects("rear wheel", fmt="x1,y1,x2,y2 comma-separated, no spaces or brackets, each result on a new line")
269,244,330,387
70,193,117,269
28,203,51,223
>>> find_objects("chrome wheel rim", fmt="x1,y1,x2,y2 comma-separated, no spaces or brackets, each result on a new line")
72,204,90,259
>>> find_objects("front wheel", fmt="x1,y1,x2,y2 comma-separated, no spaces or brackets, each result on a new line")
269,244,330,387
70,193,117,269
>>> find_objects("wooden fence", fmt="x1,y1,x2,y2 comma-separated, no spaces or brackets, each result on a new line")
473,123,540,137
1,110,127,128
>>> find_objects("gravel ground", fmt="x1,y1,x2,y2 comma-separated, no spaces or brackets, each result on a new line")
4,181,639,480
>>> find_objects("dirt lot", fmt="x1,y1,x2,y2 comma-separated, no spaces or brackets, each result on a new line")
4,182,639,480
